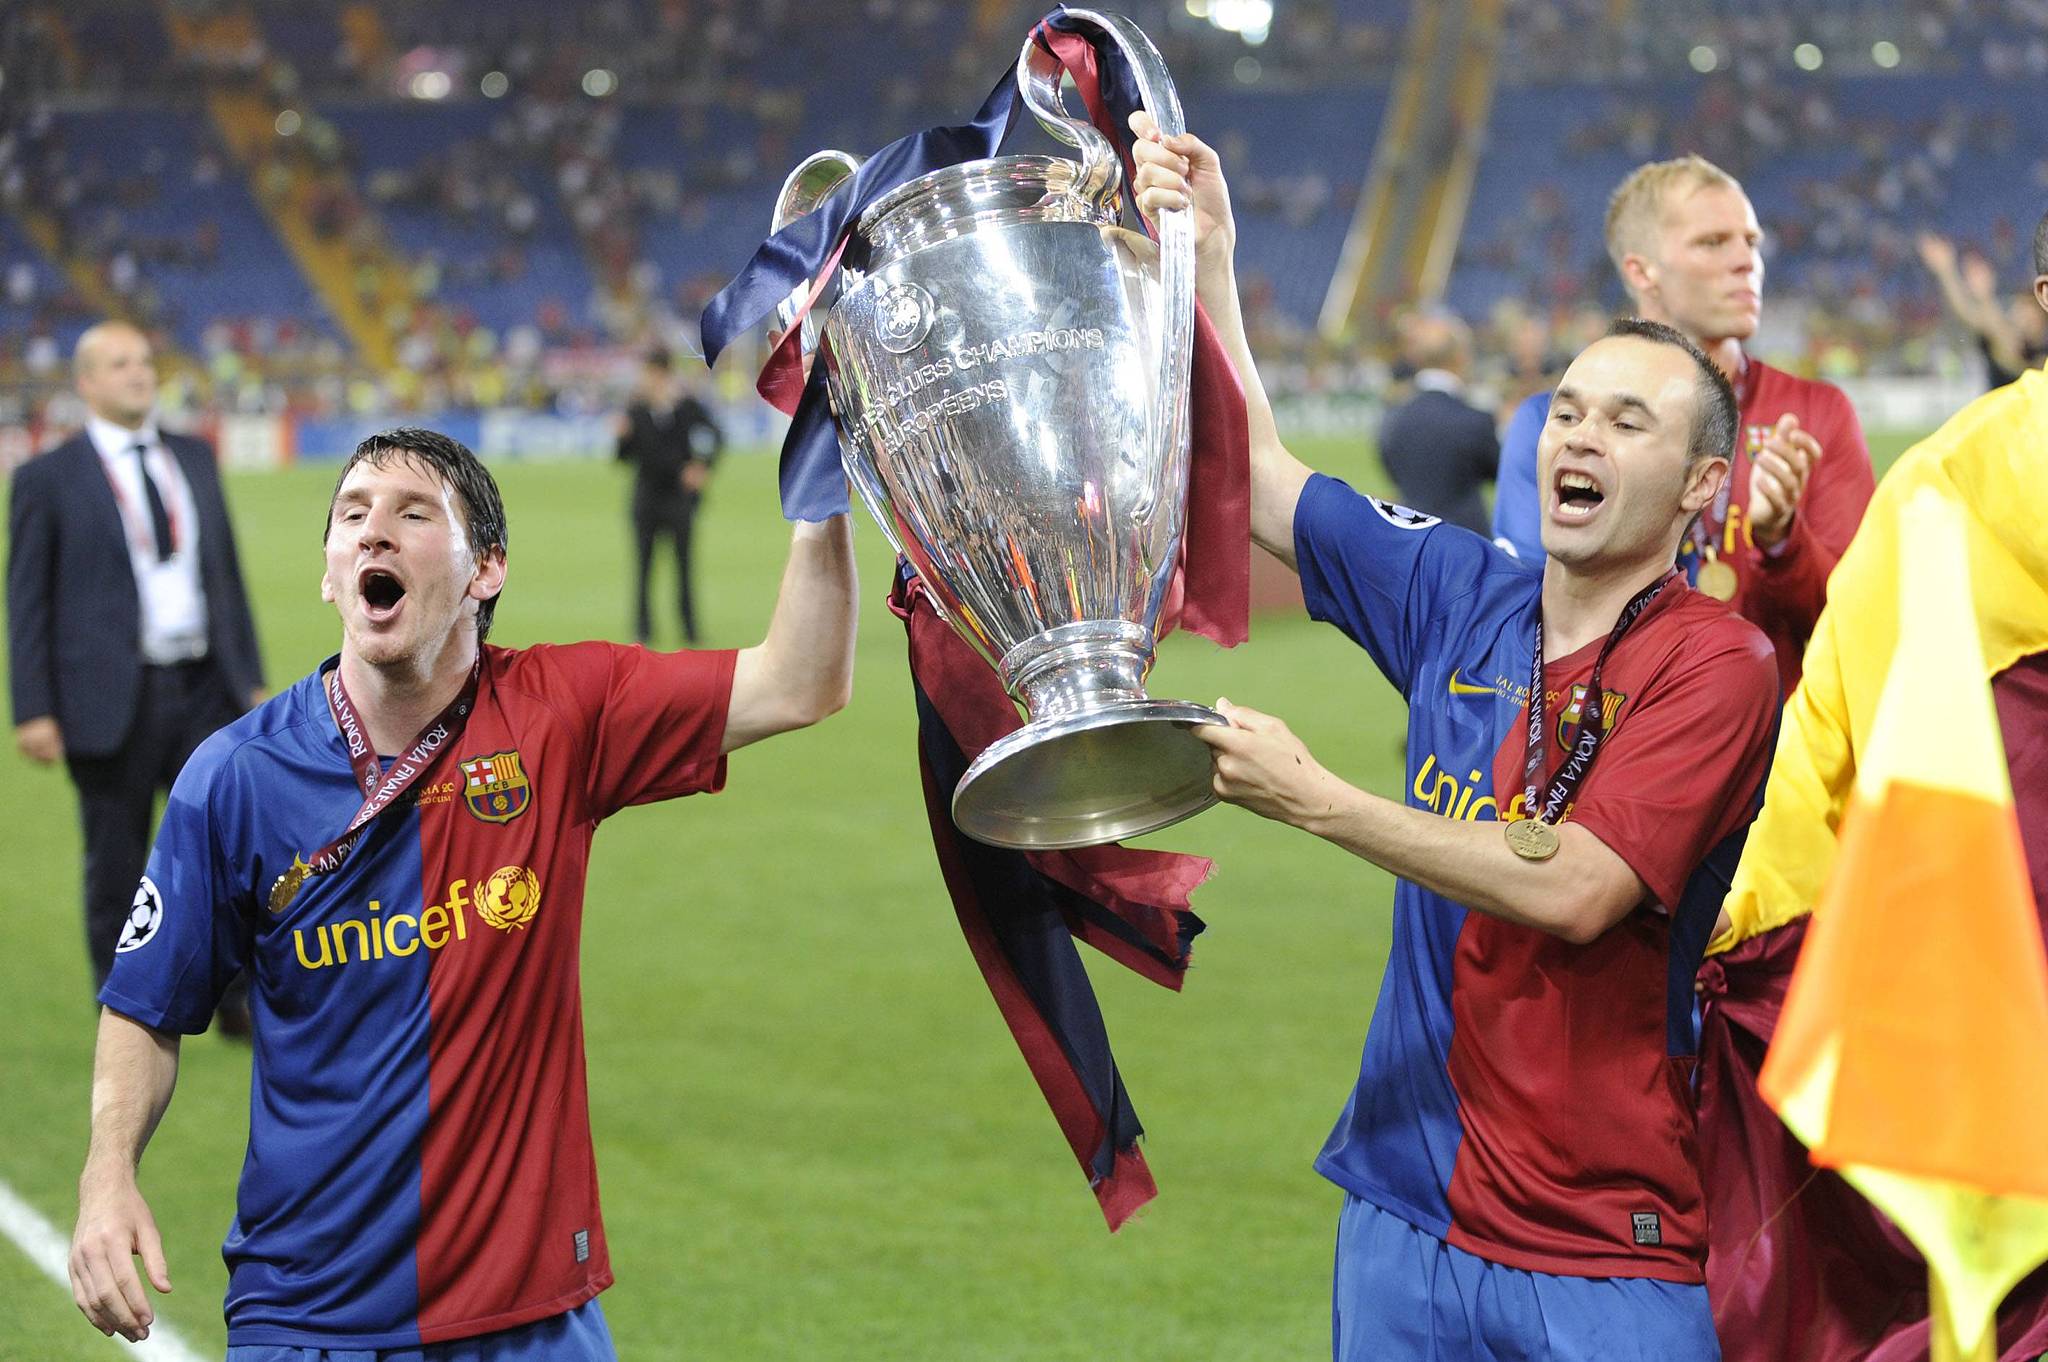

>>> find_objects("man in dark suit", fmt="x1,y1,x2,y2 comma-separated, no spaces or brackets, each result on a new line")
7,320,264,1029
1377,308,1500,537
616,347,722,645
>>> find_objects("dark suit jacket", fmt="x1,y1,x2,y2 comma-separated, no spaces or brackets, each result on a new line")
7,431,263,757
618,396,722,511
1377,386,1501,538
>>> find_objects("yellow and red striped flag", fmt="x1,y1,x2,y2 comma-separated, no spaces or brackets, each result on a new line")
1758,488,2048,1362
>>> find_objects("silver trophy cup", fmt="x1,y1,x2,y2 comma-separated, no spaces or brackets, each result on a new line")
780,9,1225,850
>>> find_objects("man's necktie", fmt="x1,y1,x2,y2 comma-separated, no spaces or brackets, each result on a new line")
131,442,173,562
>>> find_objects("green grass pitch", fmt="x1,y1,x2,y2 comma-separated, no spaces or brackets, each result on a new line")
0,429,1918,1359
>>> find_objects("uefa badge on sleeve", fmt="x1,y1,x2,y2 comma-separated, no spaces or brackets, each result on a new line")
117,876,164,953
460,750,532,824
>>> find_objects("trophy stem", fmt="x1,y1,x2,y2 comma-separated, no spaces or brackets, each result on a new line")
1001,622,1153,722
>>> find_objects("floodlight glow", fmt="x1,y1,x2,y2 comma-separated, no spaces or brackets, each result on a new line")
582,68,617,97
1689,45,1718,73
1203,0,1273,42
275,109,302,136
481,70,510,98
1793,43,1823,70
409,70,451,100
1234,56,1262,82
1872,40,1901,68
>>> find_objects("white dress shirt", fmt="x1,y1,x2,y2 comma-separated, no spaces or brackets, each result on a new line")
86,414,210,664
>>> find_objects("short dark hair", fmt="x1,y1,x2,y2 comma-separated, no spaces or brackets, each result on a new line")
327,428,509,641
2034,208,2048,279
1603,316,1740,465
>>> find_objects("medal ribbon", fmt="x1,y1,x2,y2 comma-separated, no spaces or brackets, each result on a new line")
1521,573,1672,826
97,446,186,560
284,656,482,895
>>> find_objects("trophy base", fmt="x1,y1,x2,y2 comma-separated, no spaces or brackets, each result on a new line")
950,700,1228,850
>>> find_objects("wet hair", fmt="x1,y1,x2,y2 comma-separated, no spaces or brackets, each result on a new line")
1604,317,1740,465
327,428,509,641
2034,208,2048,278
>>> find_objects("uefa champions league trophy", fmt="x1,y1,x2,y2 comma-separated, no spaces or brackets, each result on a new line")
776,9,1225,850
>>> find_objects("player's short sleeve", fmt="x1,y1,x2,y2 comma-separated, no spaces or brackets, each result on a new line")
1491,391,1548,564
98,733,254,1034
1294,472,1499,693
536,643,738,820
1567,617,1779,912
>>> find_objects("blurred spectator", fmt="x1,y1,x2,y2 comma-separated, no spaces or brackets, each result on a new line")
1917,230,2048,388
615,345,721,645
1376,308,1498,536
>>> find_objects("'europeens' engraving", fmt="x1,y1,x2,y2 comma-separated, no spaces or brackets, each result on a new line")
866,379,1011,455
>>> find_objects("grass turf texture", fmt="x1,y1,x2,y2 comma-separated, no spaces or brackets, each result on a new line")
0,430,1919,1360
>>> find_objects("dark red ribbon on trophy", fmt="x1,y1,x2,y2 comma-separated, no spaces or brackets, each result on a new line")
705,9,1249,1228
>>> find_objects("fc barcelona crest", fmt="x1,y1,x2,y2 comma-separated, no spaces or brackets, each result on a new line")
1555,685,1628,745
460,750,532,824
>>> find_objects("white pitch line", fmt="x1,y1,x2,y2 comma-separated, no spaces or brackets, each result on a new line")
0,1176,207,1362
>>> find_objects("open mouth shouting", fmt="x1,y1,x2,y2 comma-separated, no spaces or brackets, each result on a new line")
1551,468,1607,523
357,565,409,625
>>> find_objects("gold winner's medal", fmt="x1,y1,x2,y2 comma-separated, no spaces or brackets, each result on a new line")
268,856,312,915
1515,575,1669,870
1504,817,1561,862
1696,554,1738,602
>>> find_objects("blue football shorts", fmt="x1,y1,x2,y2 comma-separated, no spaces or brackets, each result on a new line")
224,1297,616,1362
1333,1194,1721,1361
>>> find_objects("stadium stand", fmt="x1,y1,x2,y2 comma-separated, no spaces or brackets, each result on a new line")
1,0,2043,433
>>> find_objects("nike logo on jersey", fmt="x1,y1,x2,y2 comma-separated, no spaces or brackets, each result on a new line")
1447,668,1496,697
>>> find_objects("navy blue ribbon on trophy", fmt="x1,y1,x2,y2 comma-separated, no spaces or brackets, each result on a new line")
698,70,1016,522
709,11,1238,1228
891,564,1210,1230
699,7,1155,524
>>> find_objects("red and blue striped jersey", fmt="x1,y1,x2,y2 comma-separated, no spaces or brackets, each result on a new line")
101,642,735,1348
1294,473,1777,1282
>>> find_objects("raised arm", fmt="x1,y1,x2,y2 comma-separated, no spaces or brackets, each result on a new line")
71,1009,181,1344
1130,112,1312,567
722,514,858,752
1917,232,2028,374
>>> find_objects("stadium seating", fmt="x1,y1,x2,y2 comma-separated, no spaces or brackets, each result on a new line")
1453,73,2046,320
323,101,597,335
17,108,337,350
2,0,2042,412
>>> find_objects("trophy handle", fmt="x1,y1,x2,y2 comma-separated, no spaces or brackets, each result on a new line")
767,149,916,590
769,150,866,347
1017,10,1195,513
771,148,864,233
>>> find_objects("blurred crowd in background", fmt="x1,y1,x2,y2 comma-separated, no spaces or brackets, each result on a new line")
1,0,2044,435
